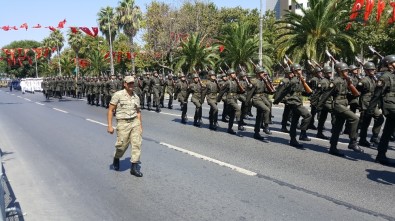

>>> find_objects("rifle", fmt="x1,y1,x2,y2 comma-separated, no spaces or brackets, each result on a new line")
238,64,252,87
311,59,323,69
368,46,384,59
223,63,245,93
284,56,312,94
325,50,360,97
249,59,275,93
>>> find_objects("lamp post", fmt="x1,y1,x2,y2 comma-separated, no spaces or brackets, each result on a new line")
33,51,38,78
258,0,263,66
107,13,115,76
57,42,62,76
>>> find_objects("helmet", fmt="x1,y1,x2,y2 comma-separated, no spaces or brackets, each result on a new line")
314,67,322,73
291,63,302,71
221,73,227,78
179,73,186,78
284,67,292,74
335,62,349,72
322,66,332,73
382,55,395,66
255,66,266,74
227,68,236,75
363,62,376,70
192,74,199,78
348,65,358,70
208,70,216,76
239,71,247,77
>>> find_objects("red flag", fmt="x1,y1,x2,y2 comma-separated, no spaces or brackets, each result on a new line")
80,27,93,36
389,2,395,24
1,26,10,31
127,52,131,60
33,48,42,59
71,27,78,34
92,27,99,37
46,26,56,31
33,24,42,28
104,51,110,59
24,48,30,56
57,19,67,29
347,0,364,30
377,0,386,22
17,48,23,55
52,47,57,53
11,26,18,30
20,23,28,30
219,45,225,53
9,49,15,61
117,52,122,63
28,57,32,65
364,0,374,22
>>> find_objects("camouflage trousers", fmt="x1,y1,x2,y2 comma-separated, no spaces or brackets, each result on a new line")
114,118,142,163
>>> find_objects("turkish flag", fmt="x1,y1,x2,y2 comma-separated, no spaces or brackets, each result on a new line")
346,0,364,30
92,27,98,37
219,45,225,53
24,48,30,56
389,2,395,24
46,26,56,31
377,0,386,22
57,19,66,29
1,26,10,31
364,0,374,22
33,24,42,28
71,27,79,34
20,23,28,30
11,26,18,30
117,52,122,63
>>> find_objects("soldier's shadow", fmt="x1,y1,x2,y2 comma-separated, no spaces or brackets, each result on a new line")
366,169,395,185
119,157,132,172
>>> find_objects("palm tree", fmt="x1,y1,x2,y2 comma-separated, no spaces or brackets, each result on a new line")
48,30,65,75
116,0,142,73
174,33,219,74
98,6,118,44
67,29,84,78
276,0,355,63
217,22,273,73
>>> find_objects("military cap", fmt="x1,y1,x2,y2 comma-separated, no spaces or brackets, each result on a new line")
335,62,349,72
382,55,395,66
363,62,376,70
322,66,332,73
348,65,358,70
124,76,135,83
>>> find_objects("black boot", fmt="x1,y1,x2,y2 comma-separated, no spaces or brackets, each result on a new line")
375,153,394,166
113,158,120,171
358,139,371,148
280,126,289,133
156,106,161,113
209,121,215,130
348,140,364,153
130,163,143,177
299,130,311,141
290,139,303,148
212,122,218,131
227,128,236,135
370,134,380,145
329,146,344,157
262,124,272,135
316,132,329,140
309,124,317,130
253,133,265,141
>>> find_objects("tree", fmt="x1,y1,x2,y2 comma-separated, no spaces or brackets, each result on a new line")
67,29,84,77
98,6,118,44
276,0,355,63
116,0,143,73
174,32,219,74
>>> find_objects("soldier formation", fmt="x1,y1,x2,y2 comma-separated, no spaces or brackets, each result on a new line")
39,52,395,166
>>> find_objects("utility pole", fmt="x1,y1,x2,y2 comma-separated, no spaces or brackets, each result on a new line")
108,13,115,76
258,0,263,66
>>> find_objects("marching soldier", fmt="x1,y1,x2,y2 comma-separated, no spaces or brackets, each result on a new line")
219,73,229,122
357,62,384,147
76,77,83,99
274,64,312,148
237,71,250,126
174,73,189,123
150,71,162,112
367,55,395,165
315,66,333,140
159,73,165,108
106,74,118,108
164,74,175,109
134,73,143,105
344,65,361,134
205,70,220,130
319,62,364,156
188,74,205,127
308,67,322,130
276,67,292,133
142,72,151,110
217,68,245,135
247,66,272,140
100,76,108,107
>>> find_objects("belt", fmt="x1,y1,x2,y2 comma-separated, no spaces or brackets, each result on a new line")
228,93,237,96
118,118,135,122
254,93,264,96
335,95,347,99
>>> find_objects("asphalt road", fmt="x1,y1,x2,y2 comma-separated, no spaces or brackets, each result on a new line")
0,89,394,221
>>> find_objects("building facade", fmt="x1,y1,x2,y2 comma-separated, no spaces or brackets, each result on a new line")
266,0,310,19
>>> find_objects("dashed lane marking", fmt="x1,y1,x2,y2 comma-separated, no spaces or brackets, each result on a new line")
35,102,45,106
160,142,257,176
24,98,31,101
53,108,68,113
17,96,22,98
86,118,112,127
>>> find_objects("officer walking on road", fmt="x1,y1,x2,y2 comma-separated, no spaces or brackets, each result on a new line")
107,76,143,177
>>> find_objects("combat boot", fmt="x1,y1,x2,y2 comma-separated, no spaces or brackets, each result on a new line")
262,124,272,135
309,123,317,130
358,139,371,148
280,126,289,133
130,163,143,177
370,134,380,145
212,122,219,131
329,146,344,157
316,132,329,140
113,158,120,171
238,122,245,131
299,130,311,141
156,106,161,113
253,133,265,141
348,140,364,153
209,121,215,130
290,139,303,149
227,128,236,135
375,153,394,166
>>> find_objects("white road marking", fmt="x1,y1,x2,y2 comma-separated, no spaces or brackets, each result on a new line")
86,118,111,127
24,98,31,101
53,108,68,113
35,102,45,106
11,94,15,95
160,142,257,176
17,96,22,98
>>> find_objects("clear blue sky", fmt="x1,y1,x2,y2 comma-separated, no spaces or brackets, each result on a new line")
0,0,263,49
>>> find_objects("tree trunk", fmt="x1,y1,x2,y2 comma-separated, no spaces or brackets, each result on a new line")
129,35,135,74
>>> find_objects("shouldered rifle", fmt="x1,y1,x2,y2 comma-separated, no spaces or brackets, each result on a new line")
238,64,252,88
249,59,276,93
285,55,312,94
311,59,323,69
368,46,384,59
325,50,360,97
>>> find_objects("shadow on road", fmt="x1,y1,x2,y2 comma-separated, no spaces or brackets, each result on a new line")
366,169,395,185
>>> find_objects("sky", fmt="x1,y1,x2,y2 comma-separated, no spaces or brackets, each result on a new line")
0,0,263,49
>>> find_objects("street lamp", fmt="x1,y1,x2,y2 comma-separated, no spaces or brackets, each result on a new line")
57,42,62,76
258,0,263,66
107,13,115,76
